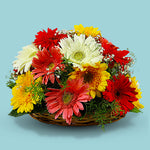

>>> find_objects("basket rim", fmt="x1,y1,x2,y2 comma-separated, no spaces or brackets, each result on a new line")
30,112,125,126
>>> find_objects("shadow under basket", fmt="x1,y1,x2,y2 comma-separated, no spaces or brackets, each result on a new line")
29,113,125,126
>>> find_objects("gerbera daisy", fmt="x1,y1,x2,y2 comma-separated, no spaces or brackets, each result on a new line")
101,38,131,65
59,34,103,69
11,71,41,113
103,74,138,115
100,38,118,56
130,76,144,109
32,47,64,85
74,24,102,37
69,62,110,98
33,28,67,50
13,44,39,74
45,78,92,125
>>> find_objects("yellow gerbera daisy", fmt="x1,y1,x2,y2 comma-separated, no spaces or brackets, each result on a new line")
11,71,41,113
130,76,144,109
69,62,110,98
74,24,102,37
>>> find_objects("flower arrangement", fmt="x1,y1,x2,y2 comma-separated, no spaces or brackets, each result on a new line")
7,24,144,127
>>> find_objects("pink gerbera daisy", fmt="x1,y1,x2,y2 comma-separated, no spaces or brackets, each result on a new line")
32,47,64,84
45,79,92,125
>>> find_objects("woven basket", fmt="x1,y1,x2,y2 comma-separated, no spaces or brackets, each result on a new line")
30,113,125,126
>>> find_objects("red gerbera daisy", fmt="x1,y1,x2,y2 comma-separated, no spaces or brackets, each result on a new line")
101,38,118,56
32,47,64,84
101,38,131,65
113,50,130,65
34,28,67,50
45,79,92,125
103,74,138,115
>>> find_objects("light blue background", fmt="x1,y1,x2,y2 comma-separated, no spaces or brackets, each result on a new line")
0,0,149,149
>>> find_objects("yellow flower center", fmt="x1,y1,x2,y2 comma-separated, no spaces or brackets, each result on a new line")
73,51,84,61
62,92,73,105
48,63,55,70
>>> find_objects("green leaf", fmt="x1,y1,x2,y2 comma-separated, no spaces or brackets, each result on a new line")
6,73,16,89
130,107,141,113
8,109,27,117
6,79,16,89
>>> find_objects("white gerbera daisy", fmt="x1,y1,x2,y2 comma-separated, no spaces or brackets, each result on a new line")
13,43,39,74
59,34,103,68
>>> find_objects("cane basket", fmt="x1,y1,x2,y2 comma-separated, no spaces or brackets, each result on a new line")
30,113,125,126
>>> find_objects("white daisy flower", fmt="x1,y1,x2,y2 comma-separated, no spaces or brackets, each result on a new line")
13,43,39,74
59,34,103,69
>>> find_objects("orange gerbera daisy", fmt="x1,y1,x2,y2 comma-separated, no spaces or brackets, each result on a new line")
69,62,110,98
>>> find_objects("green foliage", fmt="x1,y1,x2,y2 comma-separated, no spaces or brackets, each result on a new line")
9,109,27,117
25,80,45,104
86,97,121,128
130,107,141,113
6,73,16,89
55,57,74,87
106,63,120,78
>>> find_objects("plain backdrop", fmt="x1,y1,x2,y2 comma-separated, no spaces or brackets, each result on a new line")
0,0,149,150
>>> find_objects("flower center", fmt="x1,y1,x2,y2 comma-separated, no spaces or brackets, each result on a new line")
83,71,94,83
73,51,84,61
49,37,57,40
116,91,120,97
62,92,73,105
48,63,55,70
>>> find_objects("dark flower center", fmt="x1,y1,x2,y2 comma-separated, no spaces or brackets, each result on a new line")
62,92,73,105
49,37,57,40
84,71,94,83
116,91,120,97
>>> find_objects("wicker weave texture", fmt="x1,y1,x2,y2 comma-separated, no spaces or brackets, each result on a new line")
30,113,125,126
